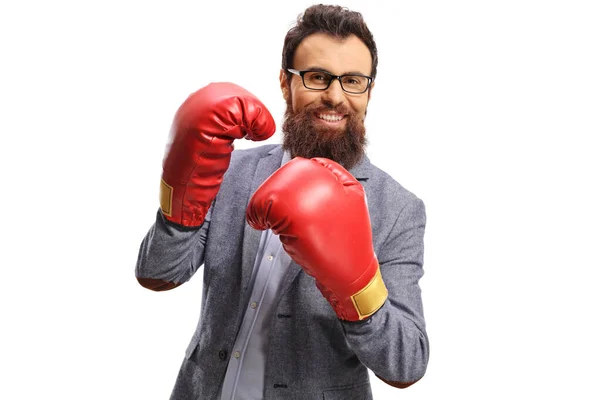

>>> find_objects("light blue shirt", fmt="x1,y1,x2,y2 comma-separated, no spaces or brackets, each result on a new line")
218,150,293,400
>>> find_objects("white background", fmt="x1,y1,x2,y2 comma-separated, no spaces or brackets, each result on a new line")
1,0,599,399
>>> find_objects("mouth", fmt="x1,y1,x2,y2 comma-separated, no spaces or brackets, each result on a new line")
314,112,346,126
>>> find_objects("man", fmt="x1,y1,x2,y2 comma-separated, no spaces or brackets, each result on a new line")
136,4,429,399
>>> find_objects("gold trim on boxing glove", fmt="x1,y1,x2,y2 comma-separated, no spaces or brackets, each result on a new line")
160,178,173,217
351,267,388,320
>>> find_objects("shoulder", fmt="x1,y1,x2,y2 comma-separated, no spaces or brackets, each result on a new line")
367,160,423,205
363,160,426,224
229,143,280,167
363,161,427,257
223,144,282,184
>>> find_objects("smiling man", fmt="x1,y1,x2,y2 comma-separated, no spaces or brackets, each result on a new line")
136,5,429,400
280,32,373,170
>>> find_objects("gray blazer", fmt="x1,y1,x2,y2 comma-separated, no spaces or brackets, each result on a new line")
137,144,429,400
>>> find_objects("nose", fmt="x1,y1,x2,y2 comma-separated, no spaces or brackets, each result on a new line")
321,78,346,107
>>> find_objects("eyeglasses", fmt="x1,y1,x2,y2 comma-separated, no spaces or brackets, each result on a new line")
287,69,373,94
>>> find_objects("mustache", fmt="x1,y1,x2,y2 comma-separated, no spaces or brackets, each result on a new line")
292,103,353,116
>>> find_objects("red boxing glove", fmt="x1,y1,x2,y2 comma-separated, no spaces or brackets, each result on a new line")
160,82,275,227
246,157,388,321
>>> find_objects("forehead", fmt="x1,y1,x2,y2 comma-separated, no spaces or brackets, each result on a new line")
293,33,372,76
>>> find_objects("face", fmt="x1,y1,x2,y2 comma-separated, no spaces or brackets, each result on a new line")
280,33,374,170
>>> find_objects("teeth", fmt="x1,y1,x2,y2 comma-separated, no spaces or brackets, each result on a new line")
318,114,343,122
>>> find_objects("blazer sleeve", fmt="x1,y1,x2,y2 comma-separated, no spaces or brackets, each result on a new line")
135,202,213,291
340,196,429,386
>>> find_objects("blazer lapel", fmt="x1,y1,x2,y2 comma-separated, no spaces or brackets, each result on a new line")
240,146,285,297
348,152,372,181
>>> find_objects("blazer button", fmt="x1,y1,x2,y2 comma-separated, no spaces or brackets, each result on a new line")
218,349,228,360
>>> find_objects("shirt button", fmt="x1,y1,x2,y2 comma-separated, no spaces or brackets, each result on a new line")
250,302,257,309
218,349,228,360
233,351,241,359
267,255,274,261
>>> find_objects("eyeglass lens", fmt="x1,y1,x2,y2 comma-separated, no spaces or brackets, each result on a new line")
303,71,369,93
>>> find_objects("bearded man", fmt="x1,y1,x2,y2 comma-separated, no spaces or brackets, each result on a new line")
136,4,429,399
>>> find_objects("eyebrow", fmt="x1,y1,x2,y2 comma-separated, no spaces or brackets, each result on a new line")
303,66,370,77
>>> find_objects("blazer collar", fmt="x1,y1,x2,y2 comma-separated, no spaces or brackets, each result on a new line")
267,145,371,180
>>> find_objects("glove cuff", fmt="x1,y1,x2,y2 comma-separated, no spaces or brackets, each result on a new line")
160,178,209,227
349,266,388,320
318,261,388,321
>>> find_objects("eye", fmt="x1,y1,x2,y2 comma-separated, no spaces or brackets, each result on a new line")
342,76,364,85
303,71,333,89
310,73,328,81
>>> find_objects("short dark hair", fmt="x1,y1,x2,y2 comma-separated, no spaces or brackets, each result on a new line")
282,4,378,79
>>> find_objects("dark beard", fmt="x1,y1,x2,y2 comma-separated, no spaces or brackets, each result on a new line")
281,101,368,170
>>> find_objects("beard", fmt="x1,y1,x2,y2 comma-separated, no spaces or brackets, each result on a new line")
281,100,368,170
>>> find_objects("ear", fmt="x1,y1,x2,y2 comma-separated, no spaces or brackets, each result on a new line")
279,69,290,103
367,81,375,102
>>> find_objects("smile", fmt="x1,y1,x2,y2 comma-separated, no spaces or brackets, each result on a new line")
316,113,345,122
